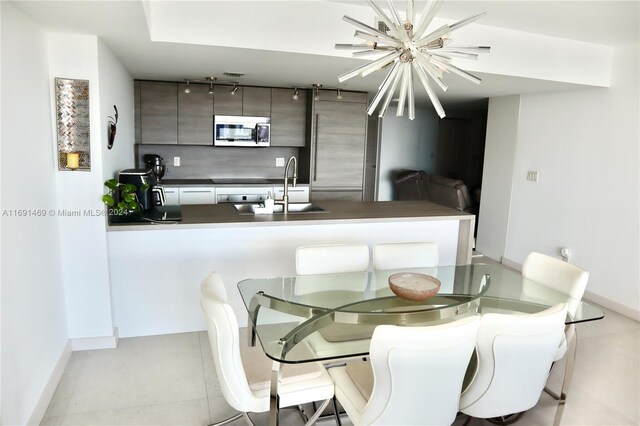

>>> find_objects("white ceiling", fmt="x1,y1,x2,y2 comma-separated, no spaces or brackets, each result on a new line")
13,0,639,108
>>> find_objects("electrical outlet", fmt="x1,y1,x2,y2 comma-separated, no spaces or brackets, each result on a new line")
174,157,181,167
526,170,538,182
560,247,571,262
276,157,285,167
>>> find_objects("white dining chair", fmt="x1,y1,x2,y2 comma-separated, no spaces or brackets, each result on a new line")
328,316,480,425
522,252,589,402
296,244,370,275
372,241,439,270
201,272,334,426
460,303,568,424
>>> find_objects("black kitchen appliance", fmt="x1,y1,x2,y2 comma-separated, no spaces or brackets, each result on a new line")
143,154,165,182
118,168,166,210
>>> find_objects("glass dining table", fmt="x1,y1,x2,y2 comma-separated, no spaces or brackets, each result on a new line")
237,263,604,425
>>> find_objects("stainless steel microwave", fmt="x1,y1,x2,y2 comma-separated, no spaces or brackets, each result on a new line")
214,115,271,147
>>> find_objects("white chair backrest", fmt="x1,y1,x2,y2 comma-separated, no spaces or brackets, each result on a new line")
373,242,439,270
201,272,264,413
296,244,369,275
460,304,568,418
362,316,480,425
522,252,589,300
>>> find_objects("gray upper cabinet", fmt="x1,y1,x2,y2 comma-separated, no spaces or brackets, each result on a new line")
178,83,213,145
213,84,243,116
270,88,306,147
242,87,271,116
311,100,367,190
140,82,178,144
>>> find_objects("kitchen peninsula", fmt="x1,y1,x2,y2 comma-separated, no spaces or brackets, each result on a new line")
107,200,474,337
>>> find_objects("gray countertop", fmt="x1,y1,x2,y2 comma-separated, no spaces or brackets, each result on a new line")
107,201,473,231
160,178,308,187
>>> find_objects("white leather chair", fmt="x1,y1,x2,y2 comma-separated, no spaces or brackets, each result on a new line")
522,252,589,401
201,272,334,426
328,316,480,425
372,241,439,270
460,304,568,423
296,244,369,275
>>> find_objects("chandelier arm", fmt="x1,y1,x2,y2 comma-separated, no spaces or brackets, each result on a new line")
352,50,384,57
367,61,401,115
407,63,416,120
361,51,402,77
343,15,399,45
439,46,491,53
335,43,372,50
354,31,401,47
338,50,401,82
430,57,482,84
406,0,415,28
397,63,410,117
449,11,486,31
378,68,404,117
366,0,402,38
427,50,478,60
414,0,444,40
413,61,446,118
386,0,404,28
416,24,451,47
415,57,448,91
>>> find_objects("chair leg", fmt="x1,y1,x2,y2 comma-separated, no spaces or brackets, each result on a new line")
242,412,255,426
207,413,244,426
332,396,342,426
545,324,577,403
297,405,309,423
304,399,332,426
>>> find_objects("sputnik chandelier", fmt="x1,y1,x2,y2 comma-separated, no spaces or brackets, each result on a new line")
336,0,490,119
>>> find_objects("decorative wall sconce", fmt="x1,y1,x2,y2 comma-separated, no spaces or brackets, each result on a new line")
107,105,118,150
55,78,91,171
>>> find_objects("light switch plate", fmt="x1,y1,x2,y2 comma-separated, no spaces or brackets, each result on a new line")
174,157,181,167
526,170,538,182
276,157,285,167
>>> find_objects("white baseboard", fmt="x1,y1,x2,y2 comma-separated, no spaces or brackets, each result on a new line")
583,290,640,321
500,256,522,271
71,328,119,351
501,257,639,321
28,340,72,425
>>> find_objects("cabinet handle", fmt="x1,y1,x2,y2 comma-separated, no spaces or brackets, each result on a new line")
313,113,319,181
182,190,213,193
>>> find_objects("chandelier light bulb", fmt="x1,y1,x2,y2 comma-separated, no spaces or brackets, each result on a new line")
335,0,490,119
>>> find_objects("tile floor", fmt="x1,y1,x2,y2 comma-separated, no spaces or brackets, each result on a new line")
42,309,638,425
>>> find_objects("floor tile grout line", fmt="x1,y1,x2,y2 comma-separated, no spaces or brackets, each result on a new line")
571,381,640,425
198,331,214,424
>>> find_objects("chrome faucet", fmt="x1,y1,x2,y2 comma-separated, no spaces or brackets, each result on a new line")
276,156,297,214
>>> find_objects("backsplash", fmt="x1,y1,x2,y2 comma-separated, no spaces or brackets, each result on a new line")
135,145,299,179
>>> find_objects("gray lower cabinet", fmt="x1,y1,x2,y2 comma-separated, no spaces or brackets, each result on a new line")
178,83,213,145
243,87,271,116
140,82,178,144
270,88,306,147
214,84,243,116
311,190,363,202
163,187,180,205
311,100,367,191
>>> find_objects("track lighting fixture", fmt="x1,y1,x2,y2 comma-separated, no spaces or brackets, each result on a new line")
292,88,299,100
209,82,214,95
184,81,191,94
337,89,343,100
230,84,239,95
313,84,322,101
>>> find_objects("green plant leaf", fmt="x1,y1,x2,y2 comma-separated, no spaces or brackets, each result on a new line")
117,201,126,209
102,194,115,206
124,193,135,203
122,183,136,193
140,183,150,191
104,179,118,190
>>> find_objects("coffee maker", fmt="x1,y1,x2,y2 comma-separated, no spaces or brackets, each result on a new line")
118,169,165,210
143,154,165,182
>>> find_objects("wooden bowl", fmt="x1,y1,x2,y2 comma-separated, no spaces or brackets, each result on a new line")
388,273,441,301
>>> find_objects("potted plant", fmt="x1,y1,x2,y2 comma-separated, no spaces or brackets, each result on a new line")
102,179,149,217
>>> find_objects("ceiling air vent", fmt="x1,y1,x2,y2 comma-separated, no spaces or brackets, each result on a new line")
376,19,390,34
224,72,245,78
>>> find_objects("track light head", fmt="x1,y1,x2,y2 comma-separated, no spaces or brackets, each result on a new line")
184,81,191,94
292,88,299,100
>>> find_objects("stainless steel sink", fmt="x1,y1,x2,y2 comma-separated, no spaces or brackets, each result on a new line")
234,203,328,215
